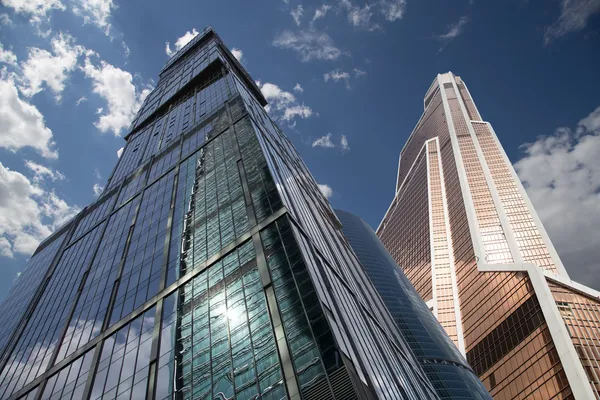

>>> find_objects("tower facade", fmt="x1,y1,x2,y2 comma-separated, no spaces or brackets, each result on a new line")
0,28,440,400
335,209,490,399
377,72,600,399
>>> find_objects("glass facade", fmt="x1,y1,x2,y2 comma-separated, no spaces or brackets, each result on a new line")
0,28,442,400
378,71,600,399
335,209,490,399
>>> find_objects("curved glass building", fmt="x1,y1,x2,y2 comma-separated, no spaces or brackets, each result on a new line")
335,209,490,399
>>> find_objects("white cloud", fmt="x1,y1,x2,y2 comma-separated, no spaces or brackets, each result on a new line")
93,182,103,196
341,134,349,151
317,183,333,199
291,4,303,26
324,69,352,89
0,161,79,258
293,83,303,93
165,28,199,57
514,105,600,289
257,81,314,123
0,237,13,258
438,15,469,41
116,146,124,158
1,0,65,25
0,74,58,158
72,0,116,35
324,69,350,82
25,160,65,182
312,133,335,148
273,29,343,62
545,0,600,44
231,47,243,62
0,13,12,26
340,0,379,30
82,55,152,136
379,0,406,22
0,41,18,66
18,32,86,100
353,68,366,77
75,96,87,105
312,4,331,22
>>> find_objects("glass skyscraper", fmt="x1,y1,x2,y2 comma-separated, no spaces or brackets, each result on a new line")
0,27,441,400
335,209,490,399
378,71,600,398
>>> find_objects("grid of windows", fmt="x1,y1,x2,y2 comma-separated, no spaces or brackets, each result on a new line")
148,143,180,183
181,129,251,274
550,281,600,397
56,197,141,363
107,126,151,190
473,122,557,273
174,240,287,399
0,230,67,355
0,223,105,398
71,191,117,243
261,218,342,395
379,150,432,301
427,139,461,346
41,349,94,400
142,115,166,162
90,307,156,399
117,170,148,207
109,171,175,325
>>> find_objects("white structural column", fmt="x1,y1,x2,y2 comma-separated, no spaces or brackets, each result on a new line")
425,137,466,355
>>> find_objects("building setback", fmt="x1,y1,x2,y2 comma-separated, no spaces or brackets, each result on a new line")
377,71,600,398
0,28,441,400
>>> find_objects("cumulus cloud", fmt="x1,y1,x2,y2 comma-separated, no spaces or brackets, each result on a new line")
273,29,343,62
0,41,18,66
72,0,116,35
0,13,12,26
0,74,58,158
0,237,12,258
353,68,366,77
1,0,66,26
293,83,303,93
312,4,331,22
75,96,87,106
291,4,303,26
514,105,600,289
165,28,199,57
18,32,86,100
231,47,243,62
25,160,65,182
438,15,469,41
317,183,333,199
257,81,314,122
544,0,600,44
312,133,335,148
0,162,79,258
82,55,152,136
93,182,103,196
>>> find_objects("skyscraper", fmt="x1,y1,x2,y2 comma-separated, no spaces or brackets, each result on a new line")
377,71,600,398
0,27,440,400
335,209,490,399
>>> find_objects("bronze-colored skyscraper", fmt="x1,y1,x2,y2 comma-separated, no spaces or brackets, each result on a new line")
377,72,600,399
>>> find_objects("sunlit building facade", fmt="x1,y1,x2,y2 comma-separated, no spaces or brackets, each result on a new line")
377,71,600,399
335,209,490,399
0,28,441,400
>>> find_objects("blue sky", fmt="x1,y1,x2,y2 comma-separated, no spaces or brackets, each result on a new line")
0,0,599,301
